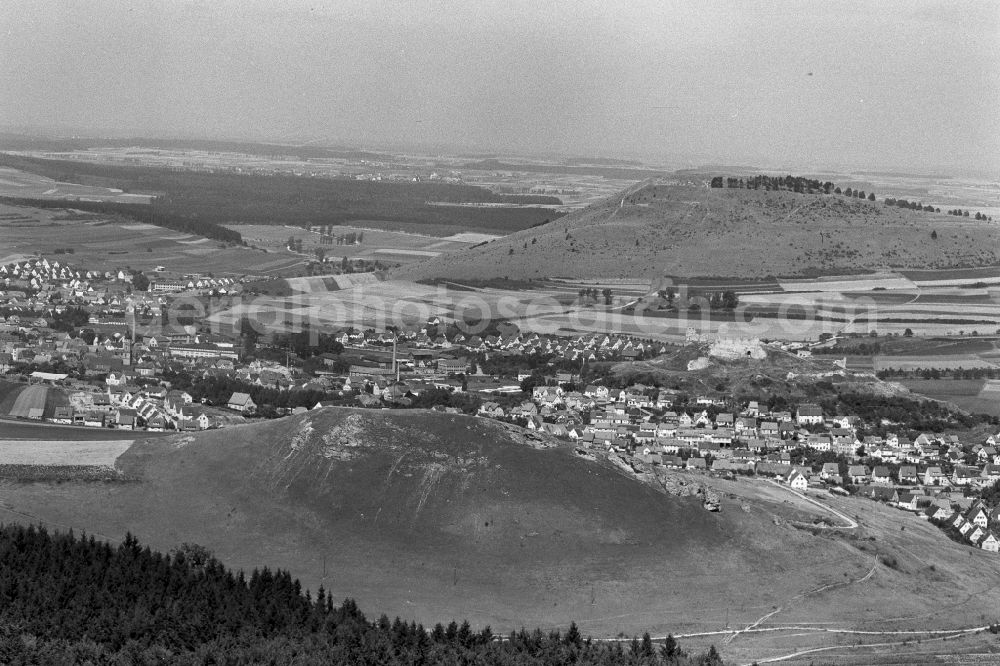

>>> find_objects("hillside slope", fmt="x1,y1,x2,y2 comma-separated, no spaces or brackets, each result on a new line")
3,407,1000,657
396,182,1000,280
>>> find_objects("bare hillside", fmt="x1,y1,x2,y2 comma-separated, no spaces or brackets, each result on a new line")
3,407,1000,660
396,183,1000,280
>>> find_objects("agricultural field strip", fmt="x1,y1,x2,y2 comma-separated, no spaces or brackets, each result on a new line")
778,277,918,292
8,386,48,418
0,439,133,466
740,628,989,666
677,623,989,641
0,167,154,203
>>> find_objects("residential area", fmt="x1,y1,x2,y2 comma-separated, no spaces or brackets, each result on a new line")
5,254,1000,555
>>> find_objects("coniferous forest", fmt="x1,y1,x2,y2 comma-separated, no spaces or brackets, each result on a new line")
0,524,725,665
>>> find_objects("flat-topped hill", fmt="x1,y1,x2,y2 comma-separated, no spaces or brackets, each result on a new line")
396,183,1000,280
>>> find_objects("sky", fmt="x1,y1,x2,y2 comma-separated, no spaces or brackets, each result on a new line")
2,0,999,174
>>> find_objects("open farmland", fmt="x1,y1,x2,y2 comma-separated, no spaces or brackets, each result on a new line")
0,153,563,234
0,202,303,276
229,223,497,265
898,378,1000,417
7,385,49,418
214,268,1000,343
0,166,154,204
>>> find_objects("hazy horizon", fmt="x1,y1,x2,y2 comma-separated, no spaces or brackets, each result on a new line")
2,0,998,176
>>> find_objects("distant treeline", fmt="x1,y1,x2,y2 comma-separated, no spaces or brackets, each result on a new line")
946,208,993,221
0,196,243,244
877,198,992,221
0,135,400,163
467,158,668,180
883,197,939,213
0,153,563,235
877,367,1000,380
710,174,876,199
0,524,723,664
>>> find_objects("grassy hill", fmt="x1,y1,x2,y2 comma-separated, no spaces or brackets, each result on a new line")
4,407,1000,662
396,182,1000,280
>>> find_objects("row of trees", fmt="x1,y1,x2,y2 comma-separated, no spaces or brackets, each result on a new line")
709,174,876,199
946,208,993,221
885,197,938,212
0,525,723,664
876,366,1000,380
653,288,739,311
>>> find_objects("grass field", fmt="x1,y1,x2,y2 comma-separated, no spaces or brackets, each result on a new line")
0,381,26,414
898,378,1000,417
0,439,132,466
878,337,1000,356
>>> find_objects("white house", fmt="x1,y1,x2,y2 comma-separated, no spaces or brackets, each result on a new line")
226,392,256,414
788,470,809,491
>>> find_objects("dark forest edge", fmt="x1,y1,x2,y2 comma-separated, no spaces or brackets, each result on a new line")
0,153,565,237
0,196,243,244
0,524,726,665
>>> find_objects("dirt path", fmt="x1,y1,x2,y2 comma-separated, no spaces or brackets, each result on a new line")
740,626,988,665
719,555,878,646
766,479,858,528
